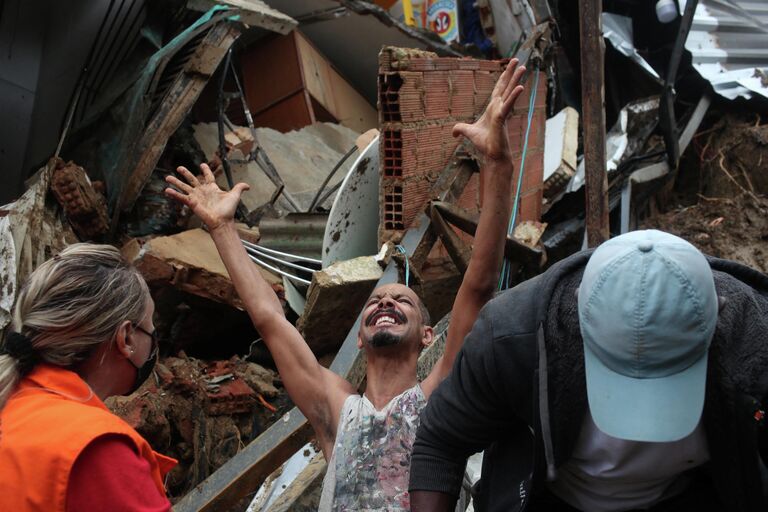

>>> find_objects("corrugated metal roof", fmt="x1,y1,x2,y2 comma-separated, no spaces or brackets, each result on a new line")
681,0,768,100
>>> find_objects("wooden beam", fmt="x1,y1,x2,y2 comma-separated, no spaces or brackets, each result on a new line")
579,0,609,247
114,22,240,227
431,201,543,265
429,204,470,274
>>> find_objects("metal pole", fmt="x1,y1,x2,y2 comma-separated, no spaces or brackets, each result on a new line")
579,0,610,247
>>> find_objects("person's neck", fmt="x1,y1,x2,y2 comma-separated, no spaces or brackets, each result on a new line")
364,350,419,410
74,348,128,401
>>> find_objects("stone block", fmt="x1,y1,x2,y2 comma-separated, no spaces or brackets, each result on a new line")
297,256,384,355
122,228,281,309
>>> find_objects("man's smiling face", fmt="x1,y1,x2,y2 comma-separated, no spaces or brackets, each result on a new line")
358,284,428,351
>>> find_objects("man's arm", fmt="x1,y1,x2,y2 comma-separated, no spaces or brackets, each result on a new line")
411,305,530,510
421,59,526,396
165,166,354,451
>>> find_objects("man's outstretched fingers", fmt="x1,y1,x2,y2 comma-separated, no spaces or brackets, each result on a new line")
164,187,190,205
502,85,525,112
492,58,518,96
176,166,200,187
200,163,216,183
502,66,526,102
165,175,193,194
232,182,251,196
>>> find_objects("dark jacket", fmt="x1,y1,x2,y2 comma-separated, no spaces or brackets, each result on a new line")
409,250,768,511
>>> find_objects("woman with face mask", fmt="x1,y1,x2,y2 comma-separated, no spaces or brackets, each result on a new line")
0,243,176,512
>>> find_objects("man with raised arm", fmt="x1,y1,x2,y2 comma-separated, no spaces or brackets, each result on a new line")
165,59,527,511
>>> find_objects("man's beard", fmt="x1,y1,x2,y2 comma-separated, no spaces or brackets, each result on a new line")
368,330,404,348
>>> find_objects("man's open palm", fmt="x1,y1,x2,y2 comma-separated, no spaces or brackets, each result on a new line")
164,163,249,231
453,59,526,161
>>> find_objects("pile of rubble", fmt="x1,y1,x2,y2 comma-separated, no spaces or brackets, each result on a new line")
107,355,284,497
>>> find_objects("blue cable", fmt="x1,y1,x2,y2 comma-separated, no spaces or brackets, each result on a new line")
499,67,540,290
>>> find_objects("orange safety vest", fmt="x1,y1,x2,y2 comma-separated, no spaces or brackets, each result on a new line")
0,364,177,512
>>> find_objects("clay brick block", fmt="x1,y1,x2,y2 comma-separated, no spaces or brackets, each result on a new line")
205,377,257,415
50,158,109,241
424,73,451,120
433,57,461,70
457,173,481,212
203,360,259,416
457,59,480,70
520,150,545,193
401,179,433,227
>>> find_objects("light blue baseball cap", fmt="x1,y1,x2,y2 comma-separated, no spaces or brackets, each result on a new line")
578,230,718,442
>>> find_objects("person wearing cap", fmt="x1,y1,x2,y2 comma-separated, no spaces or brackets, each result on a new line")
409,229,768,511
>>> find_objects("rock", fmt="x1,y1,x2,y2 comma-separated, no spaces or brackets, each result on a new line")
297,256,384,355
122,228,281,309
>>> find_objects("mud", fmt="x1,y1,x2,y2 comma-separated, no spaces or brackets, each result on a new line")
643,116,768,273
643,194,768,273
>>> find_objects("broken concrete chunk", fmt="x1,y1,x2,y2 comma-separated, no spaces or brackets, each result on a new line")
297,256,384,355
122,228,280,309
50,158,110,241
543,107,579,199
513,221,548,249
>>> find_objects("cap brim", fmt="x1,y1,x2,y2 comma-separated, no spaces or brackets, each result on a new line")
584,343,707,442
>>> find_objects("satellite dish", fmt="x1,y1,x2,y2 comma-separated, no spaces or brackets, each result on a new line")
322,136,380,268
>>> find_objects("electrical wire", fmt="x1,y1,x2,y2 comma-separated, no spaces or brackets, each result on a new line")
499,66,540,290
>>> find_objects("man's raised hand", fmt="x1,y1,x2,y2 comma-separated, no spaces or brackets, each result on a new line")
164,163,249,232
452,59,526,162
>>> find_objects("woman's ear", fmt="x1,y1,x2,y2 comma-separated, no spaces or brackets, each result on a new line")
114,320,135,358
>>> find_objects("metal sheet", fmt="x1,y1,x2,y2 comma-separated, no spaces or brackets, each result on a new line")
321,136,380,268
566,96,660,193
602,13,662,81
259,213,329,260
681,0,768,100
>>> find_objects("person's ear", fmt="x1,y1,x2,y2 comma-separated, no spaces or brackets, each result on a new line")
421,325,435,349
356,334,363,350
114,320,135,358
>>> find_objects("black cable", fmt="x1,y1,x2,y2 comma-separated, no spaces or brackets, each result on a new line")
307,145,358,212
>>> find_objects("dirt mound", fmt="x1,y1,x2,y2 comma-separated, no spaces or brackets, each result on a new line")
643,194,768,273
698,117,768,198
643,115,768,273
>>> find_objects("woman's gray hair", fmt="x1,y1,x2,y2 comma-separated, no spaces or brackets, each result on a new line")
0,243,149,409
